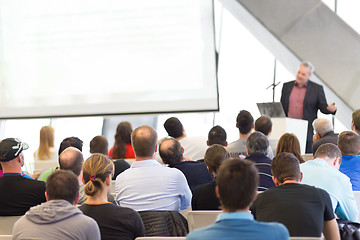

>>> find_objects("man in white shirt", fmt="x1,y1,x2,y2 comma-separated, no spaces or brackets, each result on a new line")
115,125,192,212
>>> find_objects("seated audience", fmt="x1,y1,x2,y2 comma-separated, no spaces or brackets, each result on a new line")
116,126,192,211
79,154,145,240
312,118,338,155
251,153,339,239
351,109,360,135
207,125,228,147
33,126,57,161
338,131,360,190
159,138,212,192
301,143,358,221
0,138,46,216
245,132,275,191
13,170,100,240
109,121,135,159
276,133,305,163
187,158,289,240
255,115,277,157
164,117,208,161
192,144,229,210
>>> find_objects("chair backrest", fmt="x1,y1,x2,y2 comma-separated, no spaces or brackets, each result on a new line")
0,216,22,235
34,160,58,172
353,191,360,221
301,154,314,161
111,180,116,194
0,235,13,240
187,210,222,232
124,158,135,165
136,237,186,240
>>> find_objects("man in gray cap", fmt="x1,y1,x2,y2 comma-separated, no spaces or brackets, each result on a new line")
0,138,46,216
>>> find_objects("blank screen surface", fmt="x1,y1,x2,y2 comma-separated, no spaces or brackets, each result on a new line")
0,0,218,118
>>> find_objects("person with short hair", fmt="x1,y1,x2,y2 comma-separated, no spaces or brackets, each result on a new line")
351,109,360,134
90,135,109,155
245,132,275,191
312,118,338,155
301,143,358,221
207,125,227,147
13,170,100,240
338,131,360,190
159,138,212,192
0,138,46,216
79,154,145,240
115,126,192,212
191,144,229,210
251,152,340,239
187,158,289,240
255,115,277,156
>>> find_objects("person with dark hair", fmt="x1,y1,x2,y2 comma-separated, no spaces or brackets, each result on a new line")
312,118,338,155
13,170,100,240
109,121,135,159
187,158,289,240
207,125,227,147
251,152,339,239
115,126,192,211
338,131,360,190
58,136,83,155
301,143,358,221
226,110,255,158
163,117,208,161
351,109,360,134
245,132,275,191
191,144,229,210
79,154,145,240
255,116,277,156
0,138,46,216
159,138,212,192
90,135,109,155
276,133,305,163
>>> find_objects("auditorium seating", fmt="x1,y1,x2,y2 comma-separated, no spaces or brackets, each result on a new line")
187,210,221,232
0,235,12,240
136,237,185,240
353,191,360,221
0,216,22,235
33,160,58,173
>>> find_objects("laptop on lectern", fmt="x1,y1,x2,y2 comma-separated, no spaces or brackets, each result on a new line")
257,102,286,118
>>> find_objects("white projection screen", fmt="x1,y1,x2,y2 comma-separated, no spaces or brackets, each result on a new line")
0,0,218,118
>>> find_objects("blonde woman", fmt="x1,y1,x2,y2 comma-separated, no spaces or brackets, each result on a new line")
34,126,57,161
79,154,145,240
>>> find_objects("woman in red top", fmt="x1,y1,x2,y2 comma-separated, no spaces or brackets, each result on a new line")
109,121,135,159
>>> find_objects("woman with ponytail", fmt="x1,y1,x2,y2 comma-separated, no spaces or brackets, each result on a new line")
79,154,145,240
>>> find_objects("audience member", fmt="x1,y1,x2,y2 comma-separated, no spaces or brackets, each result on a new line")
245,132,275,191
90,135,109,155
338,131,360,190
0,138,46,216
192,144,229,210
312,118,338,155
33,126,57,161
276,133,305,163
79,154,145,240
159,138,212,192
164,117,208,160
301,143,358,221
187,158,289,240
109,121,135,159
207,125,227,147
116,125,192,211
255,115,277,156
226,110,254,158
351,109,360,134
13,170,100,240
251,153,339,239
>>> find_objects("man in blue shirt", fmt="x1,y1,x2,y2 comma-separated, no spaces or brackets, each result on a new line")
186,158,289,240
338,131,360,190
300,143,358,221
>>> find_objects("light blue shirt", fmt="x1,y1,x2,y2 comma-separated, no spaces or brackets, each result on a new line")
186,212,289,240
300,158,359,221
115,159,192,212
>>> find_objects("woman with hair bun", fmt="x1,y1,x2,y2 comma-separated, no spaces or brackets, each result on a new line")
79,154,144,240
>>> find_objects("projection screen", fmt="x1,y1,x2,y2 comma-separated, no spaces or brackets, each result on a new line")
0,0,218,118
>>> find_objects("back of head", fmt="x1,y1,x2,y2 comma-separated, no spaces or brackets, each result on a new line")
46,170,79,204
131,125,158,158
352,110,360,132
216,158,259,212
90,135,109,155
59,147,84,176
83,154,114,197
276,133,304,163
300,60,315,74
236,110,254,134
164,117,183,138
58,137,83,155
255,116,272,136
246,131,269,155
208,125,227,146
313,118,333,137
272,152,301,184
38,126,55,159
112,122,133,159
314,143,342,161
338,131,360,156
159,138,183,165
204,144,229,174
